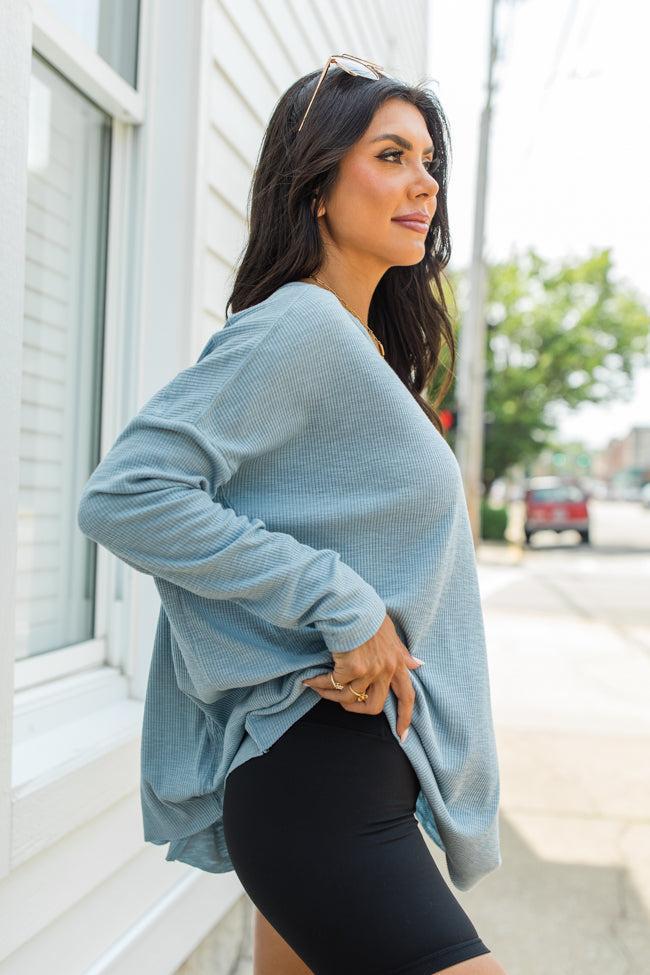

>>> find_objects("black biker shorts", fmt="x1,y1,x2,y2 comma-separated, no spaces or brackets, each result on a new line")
223,696,492,975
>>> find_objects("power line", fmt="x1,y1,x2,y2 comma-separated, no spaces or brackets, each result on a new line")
502,0,605,250
517,0,583,172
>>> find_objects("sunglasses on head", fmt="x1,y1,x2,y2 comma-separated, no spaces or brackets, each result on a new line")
298,54,390,133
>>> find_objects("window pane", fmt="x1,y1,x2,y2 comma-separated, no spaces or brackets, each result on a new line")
42,0,140,87
16,53,110,660
530,486,585,503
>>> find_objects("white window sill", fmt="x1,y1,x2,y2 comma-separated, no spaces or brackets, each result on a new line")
11,667,144,869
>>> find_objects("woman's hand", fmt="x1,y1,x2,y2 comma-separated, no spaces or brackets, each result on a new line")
302,613,424,742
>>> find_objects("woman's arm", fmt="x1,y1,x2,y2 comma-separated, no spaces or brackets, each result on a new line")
77,302,387,654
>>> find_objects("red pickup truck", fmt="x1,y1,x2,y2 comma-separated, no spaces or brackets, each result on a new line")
524,477,590,545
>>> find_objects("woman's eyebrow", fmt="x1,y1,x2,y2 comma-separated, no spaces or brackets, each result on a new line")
369,133,435,154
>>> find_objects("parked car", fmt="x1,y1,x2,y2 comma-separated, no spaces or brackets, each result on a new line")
524,477,590,544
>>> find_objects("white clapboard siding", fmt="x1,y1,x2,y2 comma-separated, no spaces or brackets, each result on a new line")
197,0,428,335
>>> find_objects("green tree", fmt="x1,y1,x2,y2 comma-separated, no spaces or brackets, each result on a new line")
430,247,650,495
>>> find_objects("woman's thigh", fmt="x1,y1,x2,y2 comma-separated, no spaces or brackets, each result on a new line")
223,698,491,975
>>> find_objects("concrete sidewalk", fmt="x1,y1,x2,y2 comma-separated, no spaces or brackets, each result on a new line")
419,543,650,975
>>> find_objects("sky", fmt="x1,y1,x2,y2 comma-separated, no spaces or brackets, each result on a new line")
428,0,650,450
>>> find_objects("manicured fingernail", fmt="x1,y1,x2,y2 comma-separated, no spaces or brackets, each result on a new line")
400,728,409,743
412,658,425,666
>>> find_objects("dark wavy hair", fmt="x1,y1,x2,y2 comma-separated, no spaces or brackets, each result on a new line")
225,64,456,433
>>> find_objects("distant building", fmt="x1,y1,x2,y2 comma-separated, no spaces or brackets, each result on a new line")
594,425,650,485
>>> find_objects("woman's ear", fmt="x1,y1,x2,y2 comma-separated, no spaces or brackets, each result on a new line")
311,189,325,219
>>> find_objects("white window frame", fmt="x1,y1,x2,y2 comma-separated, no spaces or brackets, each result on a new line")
1,0,154,879
30,0,144,124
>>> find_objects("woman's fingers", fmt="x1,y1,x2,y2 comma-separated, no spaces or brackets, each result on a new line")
302,671,375,707
300,614,423,733
406,655,425,669
303,667,416,740
390,666,416,741
302,672,367,695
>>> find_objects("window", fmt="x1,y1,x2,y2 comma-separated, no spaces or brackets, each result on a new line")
16,52,111,661
529,486,585,503
40,0,141,86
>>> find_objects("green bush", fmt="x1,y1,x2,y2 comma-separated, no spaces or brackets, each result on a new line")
480,500,508,540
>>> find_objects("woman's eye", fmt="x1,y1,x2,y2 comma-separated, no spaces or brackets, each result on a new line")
381,150,441,174
380,150,403,163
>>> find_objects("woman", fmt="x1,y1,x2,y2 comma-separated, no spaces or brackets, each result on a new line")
78,55,506,974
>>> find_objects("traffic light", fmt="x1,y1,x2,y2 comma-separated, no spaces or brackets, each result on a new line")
439,408,457,433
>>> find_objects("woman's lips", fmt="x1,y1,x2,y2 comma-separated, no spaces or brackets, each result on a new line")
391,218,429,234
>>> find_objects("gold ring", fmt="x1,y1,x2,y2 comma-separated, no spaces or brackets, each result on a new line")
330,671,345,690
347,681,368,703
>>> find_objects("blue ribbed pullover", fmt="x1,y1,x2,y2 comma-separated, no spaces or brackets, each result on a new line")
77,280,502,892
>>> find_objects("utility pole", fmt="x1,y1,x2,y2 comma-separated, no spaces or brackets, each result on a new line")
454,0,500,546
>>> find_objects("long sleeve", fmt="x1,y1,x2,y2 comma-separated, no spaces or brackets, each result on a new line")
77,301,387,654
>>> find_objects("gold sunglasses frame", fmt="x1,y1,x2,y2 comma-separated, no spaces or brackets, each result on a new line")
297,53,389,133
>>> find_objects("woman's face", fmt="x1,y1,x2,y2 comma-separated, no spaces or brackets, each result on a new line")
317,99,440,276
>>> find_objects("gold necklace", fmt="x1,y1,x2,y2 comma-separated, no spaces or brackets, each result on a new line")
306,275,385,358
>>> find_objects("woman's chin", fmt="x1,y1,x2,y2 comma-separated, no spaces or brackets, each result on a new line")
390,251,428,268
